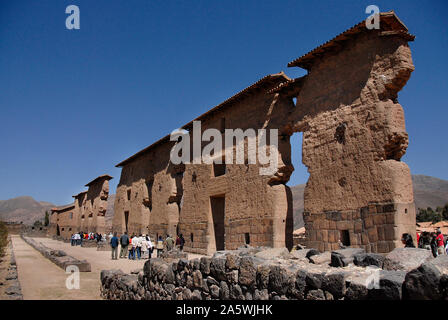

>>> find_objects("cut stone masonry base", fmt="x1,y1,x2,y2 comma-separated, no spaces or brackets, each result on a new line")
21,235,91,272
100,246,448,300
304,202,416,253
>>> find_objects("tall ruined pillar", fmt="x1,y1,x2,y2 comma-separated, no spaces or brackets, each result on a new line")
287,12,416,253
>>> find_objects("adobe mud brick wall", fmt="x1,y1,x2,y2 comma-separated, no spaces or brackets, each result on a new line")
283,14,416,253
112,12,416,255
49,175,112,239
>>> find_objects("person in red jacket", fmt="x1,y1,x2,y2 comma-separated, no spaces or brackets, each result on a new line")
436,229,445,255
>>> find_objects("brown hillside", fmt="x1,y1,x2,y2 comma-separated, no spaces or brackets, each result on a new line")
0,196,55,225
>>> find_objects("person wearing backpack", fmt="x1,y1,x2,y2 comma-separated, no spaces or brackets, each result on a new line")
119,231,130,259
110,232,119,260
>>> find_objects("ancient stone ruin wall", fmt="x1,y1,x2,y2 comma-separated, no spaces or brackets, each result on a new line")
48,205,75,239
73,191,87,233
282,18,416,253
48,175,112,238
83,175,112,234
179,85,295,254
100,247,448,301
113,74,296,254
112,141,180,239
111,12,416,255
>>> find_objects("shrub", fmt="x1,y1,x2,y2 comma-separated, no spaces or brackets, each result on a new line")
0,221,8,257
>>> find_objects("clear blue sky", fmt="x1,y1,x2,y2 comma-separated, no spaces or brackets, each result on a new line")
0,0,446,205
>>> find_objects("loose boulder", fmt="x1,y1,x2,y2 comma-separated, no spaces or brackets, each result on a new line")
353,253,385,268
368,270,406,300
330,248,365,267
309,251,331,265
403,255,448,300
383,248,433,272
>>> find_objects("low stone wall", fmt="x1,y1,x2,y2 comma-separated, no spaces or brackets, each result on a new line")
81,240,99,248
158,249,188,262
100,246,448,300
21,235,91,272
52,235,71,243
3,239,23,300
97,241,111,251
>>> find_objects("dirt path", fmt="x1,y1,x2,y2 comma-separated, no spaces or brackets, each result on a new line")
11,235,208,300
11,235,101,300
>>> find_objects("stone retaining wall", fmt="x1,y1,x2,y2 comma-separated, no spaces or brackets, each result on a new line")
21,235,91,272
97,241,111,251
100,246,448,300
81,240,100,248
52,235,71,243
3,238,23,300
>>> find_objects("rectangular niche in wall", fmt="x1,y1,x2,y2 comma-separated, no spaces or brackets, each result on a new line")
340,230,351,246
124,211,129,232
210,196,225,251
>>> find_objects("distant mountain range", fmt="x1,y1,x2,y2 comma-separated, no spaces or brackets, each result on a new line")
0,196,55,225
1,175,447,229
411,175,448,210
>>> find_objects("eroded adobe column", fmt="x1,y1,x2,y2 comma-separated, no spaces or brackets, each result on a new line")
287,13,416,253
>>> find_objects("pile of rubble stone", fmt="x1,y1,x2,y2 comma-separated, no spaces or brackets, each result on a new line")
2,240,23,300
21,235,91,272
100,246,448,300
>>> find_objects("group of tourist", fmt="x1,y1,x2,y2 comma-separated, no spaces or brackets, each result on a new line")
416,228,448,257
402,228,448,257
70,231,106,246
109,232,186,260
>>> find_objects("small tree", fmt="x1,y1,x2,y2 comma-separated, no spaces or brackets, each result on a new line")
442,204,448,221
44,211,50,227
432,211,443,224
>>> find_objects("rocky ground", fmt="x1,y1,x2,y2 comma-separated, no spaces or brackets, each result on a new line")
101,246,448,300
0,238,22,300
